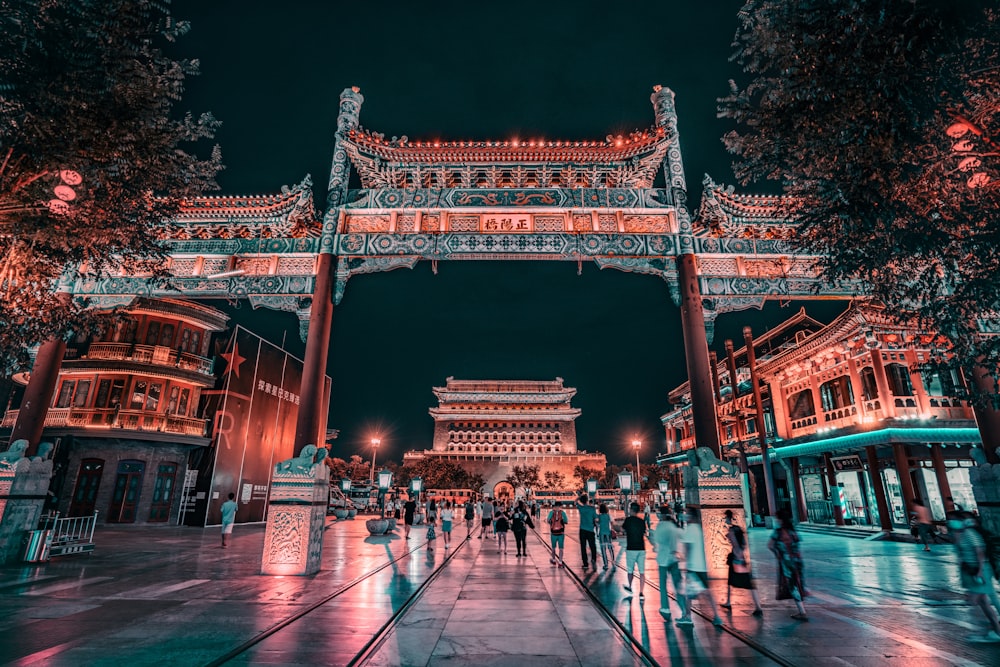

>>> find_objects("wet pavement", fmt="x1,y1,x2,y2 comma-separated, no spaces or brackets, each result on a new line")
0,512,997,666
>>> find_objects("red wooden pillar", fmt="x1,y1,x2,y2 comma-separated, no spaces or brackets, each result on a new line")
823,452,845,525
10,336,67,457
865,445,893,531
292,253,335,456
930,444,954,514
788,456,808,524
676,254,720,457
745,326,777,520
892,443,916,519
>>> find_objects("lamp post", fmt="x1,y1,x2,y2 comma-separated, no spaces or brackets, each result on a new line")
618,469,633,514
341,477,351,504
411,476,423,505
586,478,598,500
632,438,642,485
369,437,381,486
377,468,393,519
658,479,669,507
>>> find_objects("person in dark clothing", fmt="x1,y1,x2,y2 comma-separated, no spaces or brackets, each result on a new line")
576,495,598,570
511,501,534,557
622,502,647,600
403,494,416,539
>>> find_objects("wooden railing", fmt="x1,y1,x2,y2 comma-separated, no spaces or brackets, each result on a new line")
1,408,207,436
84,343,214,375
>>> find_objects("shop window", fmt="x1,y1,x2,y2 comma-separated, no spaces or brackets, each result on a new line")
820,375,855,412
95,378,126,408
860,367,879,401
787,389,816,420
54,380,76,408
886,363,914,396
73,380,91,407
924,368,959,397
129,381,163,411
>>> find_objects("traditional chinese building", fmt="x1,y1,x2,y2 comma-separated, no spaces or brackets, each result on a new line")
659,303,981,529
403,377,605,498
1,298,228,525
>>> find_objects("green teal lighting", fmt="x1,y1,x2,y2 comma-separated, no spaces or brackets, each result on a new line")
745,427,981,465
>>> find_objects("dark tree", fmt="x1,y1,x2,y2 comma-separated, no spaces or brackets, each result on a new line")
0,0,221,372
718,1,1000,395
507,464,541,493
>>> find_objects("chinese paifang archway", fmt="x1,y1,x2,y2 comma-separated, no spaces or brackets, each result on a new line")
8,87,865,572
14,86,855,460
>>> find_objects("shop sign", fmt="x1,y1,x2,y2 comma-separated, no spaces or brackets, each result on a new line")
831,454,864,472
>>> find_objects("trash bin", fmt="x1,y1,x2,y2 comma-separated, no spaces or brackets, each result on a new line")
23,529,52,563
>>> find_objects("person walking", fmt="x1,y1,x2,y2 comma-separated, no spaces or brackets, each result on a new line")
911,499,934,552
597,503,616,570
651,505,686,621
440,500,454,548
426,510,437,550
576,495,599,570
220,492,238,548
481,497,495,539
678,506,722,626
464,498,475,540
403,493,417,539
721,509,763,616
547,504,569,566
427,497,438,525
511,501,534,558
768,508,809,621
495,509,510,554
948,511,1000,643
621,502,648,600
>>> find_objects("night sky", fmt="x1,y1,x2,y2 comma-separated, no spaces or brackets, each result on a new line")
172,1,848,466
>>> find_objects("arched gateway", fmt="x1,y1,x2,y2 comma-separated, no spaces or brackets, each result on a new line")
10,86,858,574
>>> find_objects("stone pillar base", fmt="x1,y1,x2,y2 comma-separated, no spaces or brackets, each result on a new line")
261,447,329,576
684,447,744,579
0,443,54,565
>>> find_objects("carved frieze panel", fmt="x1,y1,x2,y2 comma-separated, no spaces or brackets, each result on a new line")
277,257,317,275
623,215,672,234
397,214,416,232
235,257,272,275
533,215,565,232
448,216,479,232
597,214,617,232
345,215,390,233
201,258,229,274
421,214,441,232
572,214,592,232
169,259,197,276
698,258,740,276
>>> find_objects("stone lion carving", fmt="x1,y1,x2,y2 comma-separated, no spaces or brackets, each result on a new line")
0,439,28,468
695,447,738,478
32,441,54,462
275,445,328,475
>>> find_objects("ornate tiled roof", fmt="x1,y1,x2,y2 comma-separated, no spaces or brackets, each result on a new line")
159,175,320,240
343,127,671,190
695,174,802,239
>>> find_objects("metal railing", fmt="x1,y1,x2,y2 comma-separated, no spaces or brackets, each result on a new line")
34,511,99,558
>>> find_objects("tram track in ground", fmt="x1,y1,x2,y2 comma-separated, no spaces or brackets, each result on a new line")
551,525,793,667
203,524,477,667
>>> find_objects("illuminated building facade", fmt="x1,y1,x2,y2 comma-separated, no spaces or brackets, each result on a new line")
660,303,980,528
404,377,605,498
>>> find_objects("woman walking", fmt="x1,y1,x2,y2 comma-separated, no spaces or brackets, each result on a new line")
721,509,763,617
768,508,808,621
440,501,454,548
511,501,533,558
597,503,616,570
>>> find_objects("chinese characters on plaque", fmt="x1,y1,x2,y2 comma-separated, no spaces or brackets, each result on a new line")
480,214,531,232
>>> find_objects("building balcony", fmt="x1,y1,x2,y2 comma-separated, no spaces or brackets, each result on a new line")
1,408,208,437
83,343,214,375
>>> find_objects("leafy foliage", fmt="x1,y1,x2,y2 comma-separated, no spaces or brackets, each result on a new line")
718,1,1000,395
399,458,481,491
506,464,541,492
0,0,221,372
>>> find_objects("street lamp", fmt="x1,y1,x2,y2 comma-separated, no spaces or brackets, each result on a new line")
586,478,598,499
369,437,381,485
341,478,351,493
631,438,642,482
658,479,669,506
410,476,423,503
378,468,393,519
618,469,633,513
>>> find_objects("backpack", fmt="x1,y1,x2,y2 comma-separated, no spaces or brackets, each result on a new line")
512,510,532,532
549,510,565,534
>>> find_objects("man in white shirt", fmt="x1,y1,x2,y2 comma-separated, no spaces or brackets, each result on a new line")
651,506,687,621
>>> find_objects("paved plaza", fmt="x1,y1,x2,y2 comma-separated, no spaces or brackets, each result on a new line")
1,513,1000,666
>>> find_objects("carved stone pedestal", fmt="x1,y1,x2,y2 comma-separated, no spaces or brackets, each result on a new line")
261,446,330,576
683,447,744,579
0,442,54,565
